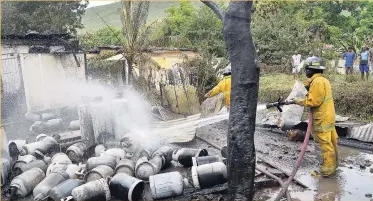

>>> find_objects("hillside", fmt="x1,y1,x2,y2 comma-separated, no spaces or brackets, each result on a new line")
80,1,179,34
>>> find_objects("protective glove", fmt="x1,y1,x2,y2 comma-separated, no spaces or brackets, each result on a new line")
295,98,304,106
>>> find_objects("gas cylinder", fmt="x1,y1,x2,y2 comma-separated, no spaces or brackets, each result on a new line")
20,136,59,156
33,168,70,200
192,155,223,166
68,120,80,130
149,172,189,199
51,153,72,164
71,178,111,201
90,101,114,145
46,153,72,175
13,158,50,177
286,129,306,142
110,98,131,140
102,148,126,162
114,159,135,176
84,165,113,182
12,155,37,172
30,121,46,134
66,142,87,163
191,162,227,189
41,113,57,122
44,119,64,131
172,148,208,167
25,112,41,122
152,146,173,165
109,173,144,201
49,179,83,201
9,168,45,200
65,164,81,179
86,155,117,171
36,134,48,142
135,155,164,181
95,144,106,157
8,140,26,158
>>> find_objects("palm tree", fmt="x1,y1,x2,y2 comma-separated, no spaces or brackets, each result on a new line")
119,1,152,85
119,0,191,87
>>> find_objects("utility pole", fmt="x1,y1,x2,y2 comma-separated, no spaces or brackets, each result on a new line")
202,1,259,200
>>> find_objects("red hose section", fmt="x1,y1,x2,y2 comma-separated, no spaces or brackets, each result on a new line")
274,111,313,201
256,166,292,201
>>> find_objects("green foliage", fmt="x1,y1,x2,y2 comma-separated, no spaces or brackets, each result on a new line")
160,2,226,57
164,2,195,36
251,1,373,69
87,52,118,70
80,2,180,33
252,8,309,66
1,1,87,35
86,53,123,85
180,50,229,103
79,27,125,50
300,2,373,53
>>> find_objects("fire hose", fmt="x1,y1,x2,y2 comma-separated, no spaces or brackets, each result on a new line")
265,98,313,201
197,135,292,201
273,109,313,201
197,97,311,201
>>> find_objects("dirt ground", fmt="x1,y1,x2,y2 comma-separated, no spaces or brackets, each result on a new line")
195,119,373,201
2,115,373,201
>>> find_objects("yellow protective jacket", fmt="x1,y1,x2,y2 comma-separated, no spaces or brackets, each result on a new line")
296,73,336,132
207,75,231,108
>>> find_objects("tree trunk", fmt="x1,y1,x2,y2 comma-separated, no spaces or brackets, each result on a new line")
127,59,133,85
122,60,126,85
202,1,258,200
223,2,258,200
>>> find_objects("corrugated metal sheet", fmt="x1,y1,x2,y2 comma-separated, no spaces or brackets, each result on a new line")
149,113,230,143
149,114,201,143
347,123,373,142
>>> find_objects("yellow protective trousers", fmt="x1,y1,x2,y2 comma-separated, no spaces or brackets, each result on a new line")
312,128,339,176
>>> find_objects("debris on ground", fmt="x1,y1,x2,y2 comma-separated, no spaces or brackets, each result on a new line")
3,91,373,201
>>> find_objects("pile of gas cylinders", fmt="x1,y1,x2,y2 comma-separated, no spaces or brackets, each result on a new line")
2,133,228,201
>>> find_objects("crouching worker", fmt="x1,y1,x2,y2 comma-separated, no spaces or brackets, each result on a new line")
204,67,231,110
288,56,339,177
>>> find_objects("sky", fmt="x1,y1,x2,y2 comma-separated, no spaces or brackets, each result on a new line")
86,1,116,8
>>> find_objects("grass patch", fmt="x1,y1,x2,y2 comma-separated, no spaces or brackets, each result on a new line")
259,73,373,121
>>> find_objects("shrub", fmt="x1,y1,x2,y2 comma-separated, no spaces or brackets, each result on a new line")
259,73,373,121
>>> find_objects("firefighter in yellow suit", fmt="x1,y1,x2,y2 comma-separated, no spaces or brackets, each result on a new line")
204,67,231,109
291,56,339,177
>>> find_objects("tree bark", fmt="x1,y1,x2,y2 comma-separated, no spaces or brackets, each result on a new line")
202,1,258,200
127,59,133,85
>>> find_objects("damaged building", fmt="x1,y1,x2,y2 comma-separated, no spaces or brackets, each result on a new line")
1,32,86,126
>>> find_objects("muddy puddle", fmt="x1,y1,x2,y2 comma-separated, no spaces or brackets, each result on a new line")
265,146,373,201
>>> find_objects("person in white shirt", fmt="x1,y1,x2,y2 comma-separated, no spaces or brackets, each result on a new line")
292,51,302,80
